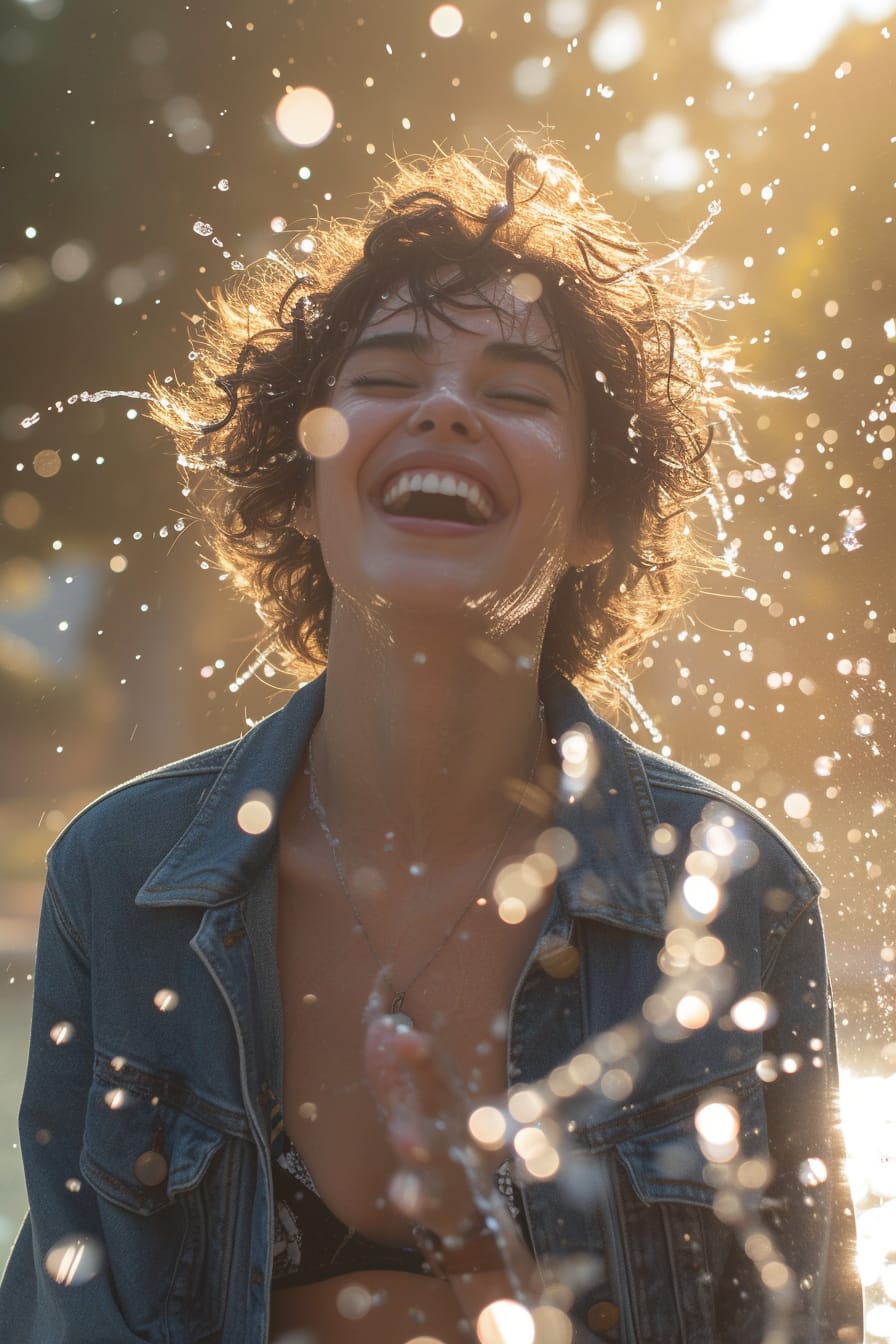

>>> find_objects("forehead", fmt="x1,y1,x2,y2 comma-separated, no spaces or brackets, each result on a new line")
359,272,562,353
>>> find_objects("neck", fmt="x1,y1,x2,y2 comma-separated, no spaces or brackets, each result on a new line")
308,601,552,868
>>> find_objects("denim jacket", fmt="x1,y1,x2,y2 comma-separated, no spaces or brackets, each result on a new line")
0,672,863,1343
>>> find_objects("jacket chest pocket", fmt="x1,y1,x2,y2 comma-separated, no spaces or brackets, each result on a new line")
80,1075,247,1344
581,1080,769,1344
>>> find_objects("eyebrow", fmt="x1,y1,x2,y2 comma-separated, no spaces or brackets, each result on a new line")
344,332,571,390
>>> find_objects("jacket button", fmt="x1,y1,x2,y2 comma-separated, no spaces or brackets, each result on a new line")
587,1301,620,1333
222,928,246,948
251,1269,264,1286
134,1151,168,1186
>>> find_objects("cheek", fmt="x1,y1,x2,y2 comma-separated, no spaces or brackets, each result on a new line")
526,425,587,505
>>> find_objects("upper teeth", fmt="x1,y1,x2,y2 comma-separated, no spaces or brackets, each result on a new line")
382,470,495,521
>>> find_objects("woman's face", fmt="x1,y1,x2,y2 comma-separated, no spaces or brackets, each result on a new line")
305,275,606,641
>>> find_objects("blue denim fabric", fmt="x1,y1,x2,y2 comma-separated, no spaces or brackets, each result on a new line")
0,672,863,1342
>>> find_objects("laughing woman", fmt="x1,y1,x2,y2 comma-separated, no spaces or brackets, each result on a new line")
0,147,862,1343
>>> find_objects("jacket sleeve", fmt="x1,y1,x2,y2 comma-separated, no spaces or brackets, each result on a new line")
760,897,864,1343
0,878,146,1342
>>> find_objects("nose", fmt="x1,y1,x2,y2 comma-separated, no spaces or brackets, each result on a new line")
407,386,482,440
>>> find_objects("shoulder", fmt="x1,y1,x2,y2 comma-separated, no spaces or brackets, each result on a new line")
624,733,821,904
43,672,327,908
547,672,821,902
46,735,243,888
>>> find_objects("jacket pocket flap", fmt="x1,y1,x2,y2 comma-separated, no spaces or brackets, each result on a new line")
616,1116,712,1206
616,1081,768,1207
81,1082,226,1216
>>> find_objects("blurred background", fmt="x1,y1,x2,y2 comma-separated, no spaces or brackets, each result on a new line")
1,0,894,1333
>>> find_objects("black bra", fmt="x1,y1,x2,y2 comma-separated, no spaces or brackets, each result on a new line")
269,1100,529,1288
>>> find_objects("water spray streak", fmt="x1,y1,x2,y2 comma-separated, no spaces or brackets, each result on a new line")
716,405,753,465
20,390,156,430
728,378,809,401
638,200,722,277
192,218,245,270
608,668,665,744
699,293,757,311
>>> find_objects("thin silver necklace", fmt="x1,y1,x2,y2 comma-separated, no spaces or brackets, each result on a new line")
306,707,545,1029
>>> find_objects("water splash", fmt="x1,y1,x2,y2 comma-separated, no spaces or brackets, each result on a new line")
637,199,722,277
607,667,665,744
192,218,244,270
20,389,156,430
727,378,808,401
699,292,757,311
227,640,284,694
716,404,753,465
840,505,866,552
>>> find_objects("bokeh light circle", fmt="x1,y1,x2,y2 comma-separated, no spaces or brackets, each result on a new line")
44,1234,105,1287
477,1299,535,1344
429,4,463,38
275,86,335,147
298,406,350,459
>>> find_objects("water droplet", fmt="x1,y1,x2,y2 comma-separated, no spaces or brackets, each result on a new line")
783,792,811,819
216,178,230,191
682,874,720,917
798,1156,828,1187
730,993,775,1031
477,1299,536,1344
468,1105,507,1147
44,1234,105,1287
336,1283,373,1320
675,992,712,1030
193,221,214,237
695,1097,740,1153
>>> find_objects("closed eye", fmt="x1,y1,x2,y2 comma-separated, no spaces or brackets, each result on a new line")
349,375,416,391
489,390,553,408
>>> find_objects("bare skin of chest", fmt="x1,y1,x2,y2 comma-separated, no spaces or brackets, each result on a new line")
271,810,548,1341
276,841,541,1240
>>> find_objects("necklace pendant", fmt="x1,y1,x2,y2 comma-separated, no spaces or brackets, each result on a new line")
390,991,414,1031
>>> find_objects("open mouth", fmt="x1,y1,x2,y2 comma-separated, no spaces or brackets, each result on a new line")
380,470,496,525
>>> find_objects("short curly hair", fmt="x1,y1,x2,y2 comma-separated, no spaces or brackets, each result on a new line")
150,143,739,700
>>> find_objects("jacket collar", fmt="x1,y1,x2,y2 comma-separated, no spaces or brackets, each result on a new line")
137,671,669,935
136,674,326,909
